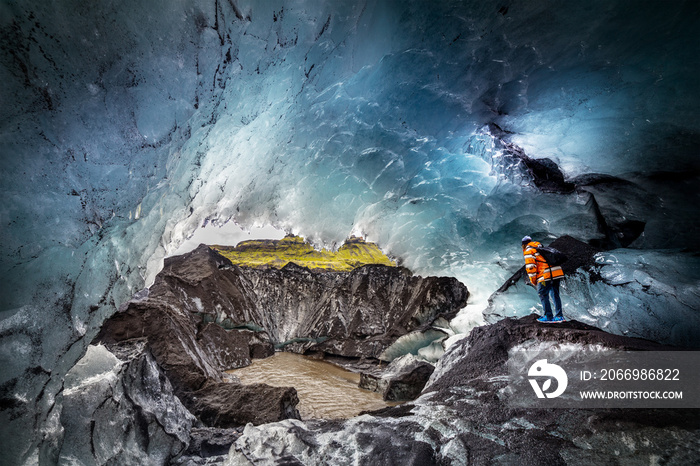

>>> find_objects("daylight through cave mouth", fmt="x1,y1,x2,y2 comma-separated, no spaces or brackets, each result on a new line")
2,0,700,463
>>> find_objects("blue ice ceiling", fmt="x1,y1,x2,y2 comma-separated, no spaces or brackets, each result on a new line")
1,0,699,461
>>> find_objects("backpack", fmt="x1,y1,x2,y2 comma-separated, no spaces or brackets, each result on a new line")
536,246,568,267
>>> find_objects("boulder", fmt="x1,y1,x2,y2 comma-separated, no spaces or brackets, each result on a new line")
96,299,218,394
197,323,274,371
174,427,243,465
183,382,300,428
359,354,435,401
59,341,195,465
427,313,666,395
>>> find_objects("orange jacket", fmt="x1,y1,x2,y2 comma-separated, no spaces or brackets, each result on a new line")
523,241,564,285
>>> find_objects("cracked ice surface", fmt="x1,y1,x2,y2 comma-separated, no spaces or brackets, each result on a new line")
1,0,699,462
486,249,700,347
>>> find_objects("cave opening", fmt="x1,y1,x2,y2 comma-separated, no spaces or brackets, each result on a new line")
2,0,699,463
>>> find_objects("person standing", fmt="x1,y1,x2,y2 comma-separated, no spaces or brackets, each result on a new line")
522,236,565,323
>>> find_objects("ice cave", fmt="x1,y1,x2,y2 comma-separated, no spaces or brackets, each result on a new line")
1,0,699,464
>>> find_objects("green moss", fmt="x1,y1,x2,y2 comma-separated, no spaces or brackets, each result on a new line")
212,235,396,272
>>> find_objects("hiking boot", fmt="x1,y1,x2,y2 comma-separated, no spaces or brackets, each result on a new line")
536,316,552,323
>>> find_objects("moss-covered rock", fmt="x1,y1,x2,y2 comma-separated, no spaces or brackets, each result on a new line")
212,235,396,272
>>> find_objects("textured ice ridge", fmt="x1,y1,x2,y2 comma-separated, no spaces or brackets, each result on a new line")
1,1,699,463
60,342,195,465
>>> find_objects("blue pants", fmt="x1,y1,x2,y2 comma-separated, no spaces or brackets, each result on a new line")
537,280,563,319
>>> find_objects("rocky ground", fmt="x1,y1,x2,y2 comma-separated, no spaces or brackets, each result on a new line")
225,315,700,465
60,238,699,465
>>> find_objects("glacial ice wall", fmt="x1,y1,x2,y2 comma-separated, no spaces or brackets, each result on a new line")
1,0,699,462
486,249,700,347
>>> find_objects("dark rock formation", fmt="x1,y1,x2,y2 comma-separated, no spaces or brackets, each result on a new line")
161,246,468,359
182,382,300,428
569,174,648,249
359,354,435,401
228,315,699,464
95,296,276,399
427,314,666,396
173,427,243,465
99,244,467,360
93,251,295,430
488,132,648,249
197,323,275,372
501,140,575,194
59,340,195,464
94,244,468,432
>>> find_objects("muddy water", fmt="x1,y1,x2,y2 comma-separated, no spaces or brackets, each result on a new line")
227,352,397,420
